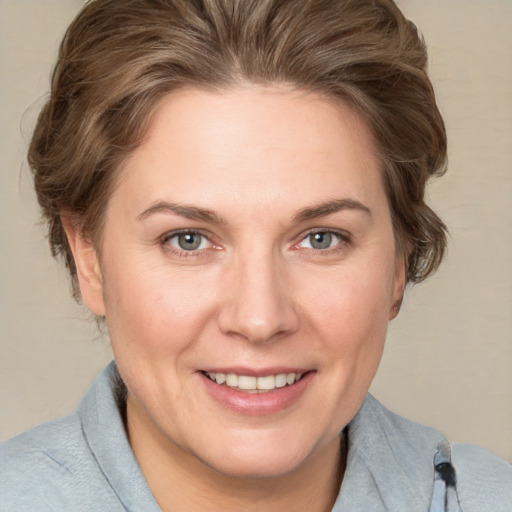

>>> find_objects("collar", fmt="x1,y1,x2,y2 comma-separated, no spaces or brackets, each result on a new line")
333,394,446,511
78,361,160,511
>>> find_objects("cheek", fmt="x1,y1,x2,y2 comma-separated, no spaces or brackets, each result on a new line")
297,258,395,402
302,262,394,341
102,262,218,355
102,265,221,411
316,288,389,374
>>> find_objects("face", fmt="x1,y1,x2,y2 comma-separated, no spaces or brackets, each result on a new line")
72,86,405,480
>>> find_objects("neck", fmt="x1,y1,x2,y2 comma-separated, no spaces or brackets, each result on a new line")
126,395,346,512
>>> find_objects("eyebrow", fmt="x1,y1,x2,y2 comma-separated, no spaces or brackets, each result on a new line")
293,198,372,222
136,201,225,224
137,197,371,225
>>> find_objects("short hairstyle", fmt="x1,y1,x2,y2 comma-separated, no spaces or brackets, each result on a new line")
29,0,447,299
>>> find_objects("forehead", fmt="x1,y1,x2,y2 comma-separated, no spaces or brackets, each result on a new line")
113,85,384,218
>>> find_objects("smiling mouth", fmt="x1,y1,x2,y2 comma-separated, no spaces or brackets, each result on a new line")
202,371,306,393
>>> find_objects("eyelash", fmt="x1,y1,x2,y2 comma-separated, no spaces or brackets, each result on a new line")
295,229,352,253
160,230,216,258
160,228,352,257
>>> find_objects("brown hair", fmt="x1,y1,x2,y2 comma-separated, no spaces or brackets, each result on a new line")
29,0,447,299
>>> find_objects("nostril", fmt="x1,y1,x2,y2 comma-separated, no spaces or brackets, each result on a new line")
216,262,300,343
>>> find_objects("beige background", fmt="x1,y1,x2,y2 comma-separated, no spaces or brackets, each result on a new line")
1,0,511,461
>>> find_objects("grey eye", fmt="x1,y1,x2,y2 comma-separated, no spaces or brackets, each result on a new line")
309,232,333,249
170,232,206,251
299,231,340,250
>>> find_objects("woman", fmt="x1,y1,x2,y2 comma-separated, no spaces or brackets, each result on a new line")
1,0,510,510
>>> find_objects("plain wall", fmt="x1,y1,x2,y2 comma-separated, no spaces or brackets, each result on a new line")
1,0,511,461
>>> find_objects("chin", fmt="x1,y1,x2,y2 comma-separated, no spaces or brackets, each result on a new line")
191,427,329,480
204,450,308,480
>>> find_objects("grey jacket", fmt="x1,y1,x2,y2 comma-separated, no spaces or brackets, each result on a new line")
1,362,511,511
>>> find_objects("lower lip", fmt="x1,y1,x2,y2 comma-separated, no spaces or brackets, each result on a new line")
199,371,315,415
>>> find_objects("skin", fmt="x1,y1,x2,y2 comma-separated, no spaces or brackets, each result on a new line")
64,85,406,512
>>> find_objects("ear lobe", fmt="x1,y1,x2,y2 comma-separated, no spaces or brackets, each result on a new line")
389,255,407,320
61,215,106,316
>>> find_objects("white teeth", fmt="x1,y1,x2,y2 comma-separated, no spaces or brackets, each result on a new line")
238,375,257,390
256,375,275,390
275,374,287,388
226,373,237,387
205,371,303,391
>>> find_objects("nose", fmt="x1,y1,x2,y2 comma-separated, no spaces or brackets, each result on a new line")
217,250,299,344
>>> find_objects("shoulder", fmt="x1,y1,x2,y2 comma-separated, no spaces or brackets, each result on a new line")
0,413,85,480
355,394,447,453
0,412,123,511
374,398,512,511
347,395,511,511
451,443,512,512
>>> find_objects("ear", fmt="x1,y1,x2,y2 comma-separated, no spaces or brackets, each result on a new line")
389,253,407,321
61,215,106,316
